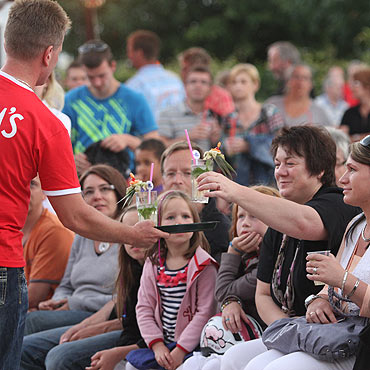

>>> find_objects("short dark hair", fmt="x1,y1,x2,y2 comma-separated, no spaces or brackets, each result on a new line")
78,39,113,69
79,164,127,218
127,30,160,60
136,139,166,161
271,126,336,187
178,47,211,67
160,141,204,174
67,60,83,72
185,65,213,84
5,0,70,60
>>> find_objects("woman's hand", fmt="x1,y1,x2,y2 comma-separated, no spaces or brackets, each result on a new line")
152,342,173,370
38,298,68,311
305,296,337,324
231,232,261,254
169,347,186,370
197,171,241,203
222,301,249,333
86,347,126,370
306,253,345,288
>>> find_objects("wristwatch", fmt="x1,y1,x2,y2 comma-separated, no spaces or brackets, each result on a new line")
304,294,323,309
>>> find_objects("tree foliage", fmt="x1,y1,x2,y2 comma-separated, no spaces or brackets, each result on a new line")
59,0,370,64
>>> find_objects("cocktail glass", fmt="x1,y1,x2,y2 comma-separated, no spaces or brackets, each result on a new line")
136,191,158,225
191,159,213,203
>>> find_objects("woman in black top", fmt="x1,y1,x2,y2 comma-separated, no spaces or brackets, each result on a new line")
198,126,360,369
340,67,370,141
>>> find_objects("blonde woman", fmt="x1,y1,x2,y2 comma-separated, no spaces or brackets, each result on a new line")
225,63,284,186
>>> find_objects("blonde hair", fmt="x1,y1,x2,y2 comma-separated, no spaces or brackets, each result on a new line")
42,72,65,111
229,63,260,88
230,185,280,239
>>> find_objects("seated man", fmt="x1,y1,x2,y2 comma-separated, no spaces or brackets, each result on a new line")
63,39,159,174
158,65,220,152
160,141,230,262
135,138,166,193
22,177,74,311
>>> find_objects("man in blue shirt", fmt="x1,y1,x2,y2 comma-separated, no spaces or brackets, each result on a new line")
126,30,185,121
63,40,159,174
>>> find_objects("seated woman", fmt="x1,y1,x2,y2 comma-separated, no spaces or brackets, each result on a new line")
216,186,280,333
21,206,148,370
196,125,360,370
236,135,370,370
224,63,284,186
22,164,126,338
266,64,331,127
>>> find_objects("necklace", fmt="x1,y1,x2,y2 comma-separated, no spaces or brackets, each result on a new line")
157,265,188,287
361,224,370,243
16,78,33,91
98,242,111,253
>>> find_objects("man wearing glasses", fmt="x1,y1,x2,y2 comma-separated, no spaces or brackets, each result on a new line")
63,39,159,175
158,65,220,152
0,1,166,367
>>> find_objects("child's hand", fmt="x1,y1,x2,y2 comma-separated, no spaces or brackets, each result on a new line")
231,232,262,254
152,342,173,369
222,301,249,333
169,347,186,370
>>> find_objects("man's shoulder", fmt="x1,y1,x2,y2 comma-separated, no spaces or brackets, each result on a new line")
64,86,91,108
115,83,148,102
36,210,73,235
159,101,187,116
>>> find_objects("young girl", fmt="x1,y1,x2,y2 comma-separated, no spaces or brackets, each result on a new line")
216,186,281,333
126,190,218,370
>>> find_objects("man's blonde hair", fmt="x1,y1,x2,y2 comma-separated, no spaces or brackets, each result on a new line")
5,0,71,60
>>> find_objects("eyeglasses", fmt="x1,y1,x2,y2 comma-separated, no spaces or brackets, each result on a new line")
78,41,109,55
163,171,192,180
360,135,370,148
82,184,115,199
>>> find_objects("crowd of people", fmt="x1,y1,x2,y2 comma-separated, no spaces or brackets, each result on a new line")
1,1,370,370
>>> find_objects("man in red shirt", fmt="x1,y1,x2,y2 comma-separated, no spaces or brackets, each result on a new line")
0,1,166,367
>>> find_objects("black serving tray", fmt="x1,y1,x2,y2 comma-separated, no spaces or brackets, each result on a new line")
156,221,219,234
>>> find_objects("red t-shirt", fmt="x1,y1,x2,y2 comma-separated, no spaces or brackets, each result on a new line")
0,71,80,267
204,85,235,117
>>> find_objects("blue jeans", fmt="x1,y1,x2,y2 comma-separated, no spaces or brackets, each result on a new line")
21,326,122,370
0,267,28,370
24,310,93,335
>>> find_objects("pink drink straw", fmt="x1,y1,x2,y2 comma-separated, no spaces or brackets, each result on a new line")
148,163,154,203
185,129,196,163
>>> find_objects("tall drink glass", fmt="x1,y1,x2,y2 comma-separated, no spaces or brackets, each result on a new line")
191,159,213,203
136,190,158,225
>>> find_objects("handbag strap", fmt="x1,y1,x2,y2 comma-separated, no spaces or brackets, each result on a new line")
328,285,358,317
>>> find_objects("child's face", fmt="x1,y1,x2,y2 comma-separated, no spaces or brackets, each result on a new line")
135,149,161,186
161,197,194,241
236,207,267,237
123,210,146,263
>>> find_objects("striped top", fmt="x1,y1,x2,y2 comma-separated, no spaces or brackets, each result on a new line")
157,264,188,343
